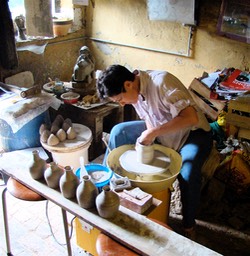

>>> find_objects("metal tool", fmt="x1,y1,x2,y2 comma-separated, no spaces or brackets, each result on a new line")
102,135,111,152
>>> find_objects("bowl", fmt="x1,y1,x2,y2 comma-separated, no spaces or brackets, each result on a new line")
61,92,80,104
75,164,113,190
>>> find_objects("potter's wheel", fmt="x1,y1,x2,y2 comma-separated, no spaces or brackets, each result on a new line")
107,144,182,194
119,149,170,175
107,144,182,182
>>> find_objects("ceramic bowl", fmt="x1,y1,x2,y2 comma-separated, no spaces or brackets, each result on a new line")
61,92,80,104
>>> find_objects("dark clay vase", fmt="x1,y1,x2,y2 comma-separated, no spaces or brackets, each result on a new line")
59,166,79,199
76,175,99,209
95,185,120,219
44,162,64,189
28,150,47,180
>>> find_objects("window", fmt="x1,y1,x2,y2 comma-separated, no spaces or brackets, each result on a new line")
217,0,250,43
8,0,79,41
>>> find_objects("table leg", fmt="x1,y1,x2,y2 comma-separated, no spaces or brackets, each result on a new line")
61,208,72,256
2,187,13,255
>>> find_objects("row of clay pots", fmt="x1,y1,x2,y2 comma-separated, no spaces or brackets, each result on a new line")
28,150,120,219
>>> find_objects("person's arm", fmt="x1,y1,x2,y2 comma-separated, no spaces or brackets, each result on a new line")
139,106,199,145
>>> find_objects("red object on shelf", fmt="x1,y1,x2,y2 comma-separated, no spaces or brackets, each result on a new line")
60,92,80,104
210,91,219,99
220,69,250,91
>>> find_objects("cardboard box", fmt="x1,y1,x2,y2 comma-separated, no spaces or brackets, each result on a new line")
116,188,153,214
75,218,100,256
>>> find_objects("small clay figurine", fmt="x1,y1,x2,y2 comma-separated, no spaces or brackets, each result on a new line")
72,46,95,84
14,15,26,40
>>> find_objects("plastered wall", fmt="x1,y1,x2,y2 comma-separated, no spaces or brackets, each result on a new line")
0,0,249,89
0,31,86,85
84,0,249,87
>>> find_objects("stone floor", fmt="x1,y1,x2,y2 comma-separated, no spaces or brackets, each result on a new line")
0,182,91,256
169,179,250,256
168,213,250,256
1,153,250,256
0,154,104,256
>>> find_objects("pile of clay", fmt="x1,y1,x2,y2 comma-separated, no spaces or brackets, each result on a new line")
40,115,76,146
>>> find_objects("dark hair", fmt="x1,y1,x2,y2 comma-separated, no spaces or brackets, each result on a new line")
96,65,135,99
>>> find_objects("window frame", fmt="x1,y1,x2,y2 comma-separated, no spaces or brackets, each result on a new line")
8,0,84,43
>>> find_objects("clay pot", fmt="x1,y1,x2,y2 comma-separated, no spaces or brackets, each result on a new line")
76,175,99,209
135,140,154,164
59,166,79,199
44,162,64,189
53,19,72,36
66,126,76,140
47,133,60,146
40,129,51,143
95,185,120,219
56,128,67,142
54,114,64,127
28,150,47,180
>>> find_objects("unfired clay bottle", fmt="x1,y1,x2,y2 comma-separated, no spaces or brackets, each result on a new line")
28,150,47,180
76,175,98,209
95,185,120,219
44,162,64,189
59,166,79,199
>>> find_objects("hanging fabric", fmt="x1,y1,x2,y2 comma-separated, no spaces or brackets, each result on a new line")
0,0,19,70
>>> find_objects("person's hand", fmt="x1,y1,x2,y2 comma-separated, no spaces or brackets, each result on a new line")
138,129,156,146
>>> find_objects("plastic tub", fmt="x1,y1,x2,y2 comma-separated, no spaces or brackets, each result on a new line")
76,163,113,190
0,111,50,152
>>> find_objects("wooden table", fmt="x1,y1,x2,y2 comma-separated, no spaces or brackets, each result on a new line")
0,149,221,256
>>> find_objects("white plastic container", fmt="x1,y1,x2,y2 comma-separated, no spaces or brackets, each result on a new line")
41,123,92,170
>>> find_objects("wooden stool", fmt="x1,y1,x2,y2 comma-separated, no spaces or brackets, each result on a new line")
1,177,72,256
96,218,172,256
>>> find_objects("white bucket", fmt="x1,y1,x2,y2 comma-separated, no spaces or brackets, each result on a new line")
41,123,92,171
